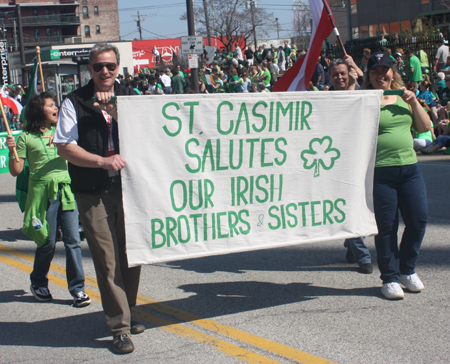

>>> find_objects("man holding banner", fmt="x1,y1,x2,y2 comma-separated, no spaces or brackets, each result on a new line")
328,57,373,274
54,43,143,354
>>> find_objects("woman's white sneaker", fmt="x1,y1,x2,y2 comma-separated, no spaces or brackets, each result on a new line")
381,282,405,300
400,273,424,292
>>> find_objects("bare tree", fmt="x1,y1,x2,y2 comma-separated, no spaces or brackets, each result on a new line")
181,0,273,51
292,1,312,49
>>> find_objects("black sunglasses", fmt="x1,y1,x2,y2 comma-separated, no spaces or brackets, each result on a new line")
92,62,117,72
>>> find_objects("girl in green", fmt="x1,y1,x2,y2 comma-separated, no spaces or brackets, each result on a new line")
6,92,90,307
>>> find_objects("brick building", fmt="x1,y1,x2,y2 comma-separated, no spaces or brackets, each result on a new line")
347,0,450,40
0,0,120,48
79,0,119,43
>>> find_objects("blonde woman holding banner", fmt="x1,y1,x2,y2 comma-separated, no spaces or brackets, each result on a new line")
362,53,431,300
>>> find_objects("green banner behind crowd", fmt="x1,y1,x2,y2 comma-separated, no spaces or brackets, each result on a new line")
0,130,22,174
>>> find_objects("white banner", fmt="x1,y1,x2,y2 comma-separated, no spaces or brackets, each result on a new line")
118,91,382,266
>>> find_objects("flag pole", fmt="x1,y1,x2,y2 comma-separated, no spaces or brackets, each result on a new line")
36,46,46,92
321,0,347,55
0,97,19,162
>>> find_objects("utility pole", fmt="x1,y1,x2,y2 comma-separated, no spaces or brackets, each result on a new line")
13,21,18,51
202,0,212,46
133,12,157,40
276,18,279,39
16,4,26,86
247,0,257,48
137,11,142,40
186,0,199,93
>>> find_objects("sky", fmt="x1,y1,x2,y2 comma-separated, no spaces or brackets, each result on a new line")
117,0,304,41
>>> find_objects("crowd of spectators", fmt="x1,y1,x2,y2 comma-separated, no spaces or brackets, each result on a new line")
120,41,306,95
116,36,450,156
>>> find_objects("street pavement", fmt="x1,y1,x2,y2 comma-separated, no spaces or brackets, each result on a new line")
0,154,449,364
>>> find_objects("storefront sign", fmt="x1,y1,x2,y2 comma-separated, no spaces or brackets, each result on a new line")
0,40,10,86
42,48,91,61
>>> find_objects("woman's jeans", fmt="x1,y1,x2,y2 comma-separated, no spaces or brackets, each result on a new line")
432,135,450,148
373,164,428,284
30,191,86,296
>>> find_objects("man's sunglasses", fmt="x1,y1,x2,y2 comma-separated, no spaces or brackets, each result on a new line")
92,62,117,72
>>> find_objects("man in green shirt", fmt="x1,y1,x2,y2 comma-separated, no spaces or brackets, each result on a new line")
377,34,388,48
171,69,185,94
176,65,185,81
404,48,423,88
284,41,292,69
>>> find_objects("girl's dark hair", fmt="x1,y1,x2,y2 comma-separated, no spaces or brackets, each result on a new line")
24,92,56,133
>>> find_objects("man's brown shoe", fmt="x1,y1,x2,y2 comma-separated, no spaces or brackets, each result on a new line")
112,333,134,354
131,320,145,335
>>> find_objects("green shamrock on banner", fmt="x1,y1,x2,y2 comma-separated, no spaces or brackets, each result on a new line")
300,136,341,178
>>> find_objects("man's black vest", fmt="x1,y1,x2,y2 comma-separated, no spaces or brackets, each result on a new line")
66,79,137,194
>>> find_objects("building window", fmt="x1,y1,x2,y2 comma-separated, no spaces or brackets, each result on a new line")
379,23,389,35
46,28,51,37
94,6,99,15
96,25,100,34
359,25,368,38
400,20,411,31
34,28,40,37
352,27,360,39
350,0,357,14
389,22,400,34
83,6,89,19
54,30,60,36
33,9,38,16
369,24,378,37
85,25,90,37
44,9,50,16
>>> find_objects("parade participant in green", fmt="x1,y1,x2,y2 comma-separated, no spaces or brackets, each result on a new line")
6,92,91,308
363,52,430,300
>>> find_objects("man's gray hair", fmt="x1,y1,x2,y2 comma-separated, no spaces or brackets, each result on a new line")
89,43,120,65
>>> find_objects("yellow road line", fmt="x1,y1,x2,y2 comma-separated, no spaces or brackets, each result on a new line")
0,251,102,302
0,244,98,287
0,243,337,364
131,308,285,364
136,295,336,364
0,245,284,364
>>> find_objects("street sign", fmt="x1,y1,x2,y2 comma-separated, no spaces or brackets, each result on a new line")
188,54,198,69
0,40,10,86
181,36,203,54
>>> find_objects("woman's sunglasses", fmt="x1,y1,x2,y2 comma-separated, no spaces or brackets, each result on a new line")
92,62,117,72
